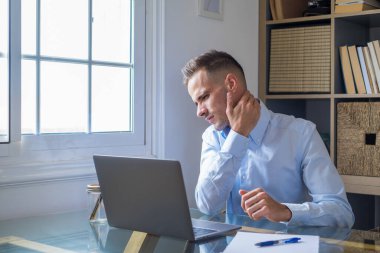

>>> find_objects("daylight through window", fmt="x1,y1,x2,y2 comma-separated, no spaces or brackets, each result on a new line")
21,0,133,135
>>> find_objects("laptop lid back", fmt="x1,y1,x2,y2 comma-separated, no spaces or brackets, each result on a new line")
93,155,195,240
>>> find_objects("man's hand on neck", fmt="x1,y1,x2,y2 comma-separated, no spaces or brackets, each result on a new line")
226,90,261,137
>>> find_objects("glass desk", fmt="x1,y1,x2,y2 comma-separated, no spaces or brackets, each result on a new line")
0,209,379,253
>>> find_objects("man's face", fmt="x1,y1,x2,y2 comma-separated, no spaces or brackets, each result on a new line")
187,69,229,131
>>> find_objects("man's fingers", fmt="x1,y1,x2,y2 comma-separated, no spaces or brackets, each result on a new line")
240,188,291,222
237,92,257,113
226,91,234,113
240,190,248,211
244,191,266,208
239,189,248,195
240,188,264,212
247,199,267,219
238,91,251,105
241,188,264,201
250,205,269,221
241,188,262,209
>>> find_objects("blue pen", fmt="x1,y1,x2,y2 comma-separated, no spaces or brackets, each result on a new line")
255,237,301,247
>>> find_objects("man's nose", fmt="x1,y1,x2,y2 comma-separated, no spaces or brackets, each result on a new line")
197,105,207,118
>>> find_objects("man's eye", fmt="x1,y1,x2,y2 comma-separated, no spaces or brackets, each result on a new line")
202,94,209,100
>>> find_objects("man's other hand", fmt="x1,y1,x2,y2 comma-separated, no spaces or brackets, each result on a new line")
239,188,292,222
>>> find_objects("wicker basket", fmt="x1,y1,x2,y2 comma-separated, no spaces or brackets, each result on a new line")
337,102,380,177
269,25,331,93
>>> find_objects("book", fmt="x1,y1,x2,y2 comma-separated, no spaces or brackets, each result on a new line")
335,3,377,13
269,0,278,20
339,46,357,94
368,41,380,92
363,46,379,93
335,0,380,8
275,0,308,19
357,47,373,94
372,40,380,92
373,40,380,65
348,45,366,94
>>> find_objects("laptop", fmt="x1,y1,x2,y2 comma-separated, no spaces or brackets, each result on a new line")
93,155,241,241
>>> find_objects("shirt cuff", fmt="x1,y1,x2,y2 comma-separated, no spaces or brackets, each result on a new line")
281,203,308,226
220,129,249,159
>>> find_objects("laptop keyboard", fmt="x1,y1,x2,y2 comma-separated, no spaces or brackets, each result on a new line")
193,227,217,237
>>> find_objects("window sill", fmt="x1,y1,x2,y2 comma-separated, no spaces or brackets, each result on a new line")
0,142,154,188
0,159,96,188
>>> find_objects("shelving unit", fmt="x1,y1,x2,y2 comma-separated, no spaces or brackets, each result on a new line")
258,0,380,196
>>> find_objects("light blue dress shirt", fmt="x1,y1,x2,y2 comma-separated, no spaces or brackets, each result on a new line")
195,102,355,227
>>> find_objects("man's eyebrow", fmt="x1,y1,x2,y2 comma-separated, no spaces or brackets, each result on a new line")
196,93,205,101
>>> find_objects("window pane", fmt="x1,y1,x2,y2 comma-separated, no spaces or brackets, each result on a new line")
0,0,8,55
92,66,131,132
0,0,9,143
22,60,36,134
0,59,9,142
40,62,88,133
92,0,131,63
41,0,87,59
22,0,36,55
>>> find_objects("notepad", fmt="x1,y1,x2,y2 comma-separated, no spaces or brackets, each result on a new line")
224,231,319,253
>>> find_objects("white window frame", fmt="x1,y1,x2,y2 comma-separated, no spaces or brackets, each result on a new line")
0,0,10,145
1,0,149,165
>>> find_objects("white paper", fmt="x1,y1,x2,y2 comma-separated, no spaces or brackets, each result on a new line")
224,231,319,253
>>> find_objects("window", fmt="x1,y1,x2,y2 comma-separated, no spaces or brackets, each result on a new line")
0,0,9,143
2,0,146,159
22,0,134,135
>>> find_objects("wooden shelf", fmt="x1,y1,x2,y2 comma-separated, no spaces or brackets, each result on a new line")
259,0,380,196
266,14,331,25
334,94,380,99
265,94,332,100
342,175,380,196
333,9,380,19
265,94,380,99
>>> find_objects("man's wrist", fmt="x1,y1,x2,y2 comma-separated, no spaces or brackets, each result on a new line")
220,129,249,158
281,205,292,222
230,125,251,137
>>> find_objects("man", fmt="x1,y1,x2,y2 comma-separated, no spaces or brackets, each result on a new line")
182,50,354,227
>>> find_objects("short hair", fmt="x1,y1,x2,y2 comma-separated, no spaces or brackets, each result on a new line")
181,50,245,85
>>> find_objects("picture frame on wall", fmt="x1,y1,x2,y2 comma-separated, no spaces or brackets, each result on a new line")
197,0,223,21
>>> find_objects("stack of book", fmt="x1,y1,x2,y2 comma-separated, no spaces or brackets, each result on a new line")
339,40,380,94
335,0,380,13
269,0,308,20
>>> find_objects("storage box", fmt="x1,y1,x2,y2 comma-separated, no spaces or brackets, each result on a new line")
337,102,380,177
269,25,331,93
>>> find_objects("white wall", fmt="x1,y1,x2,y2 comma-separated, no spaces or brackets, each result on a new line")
162,0,259,207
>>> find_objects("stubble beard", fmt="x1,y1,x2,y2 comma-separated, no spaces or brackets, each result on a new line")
213,119,229,131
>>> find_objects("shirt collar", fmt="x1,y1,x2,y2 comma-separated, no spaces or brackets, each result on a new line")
249,101,270,145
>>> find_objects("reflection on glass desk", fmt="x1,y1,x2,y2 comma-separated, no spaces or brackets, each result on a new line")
0,209,379,253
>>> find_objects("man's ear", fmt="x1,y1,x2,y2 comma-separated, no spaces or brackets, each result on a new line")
225,73,238,93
